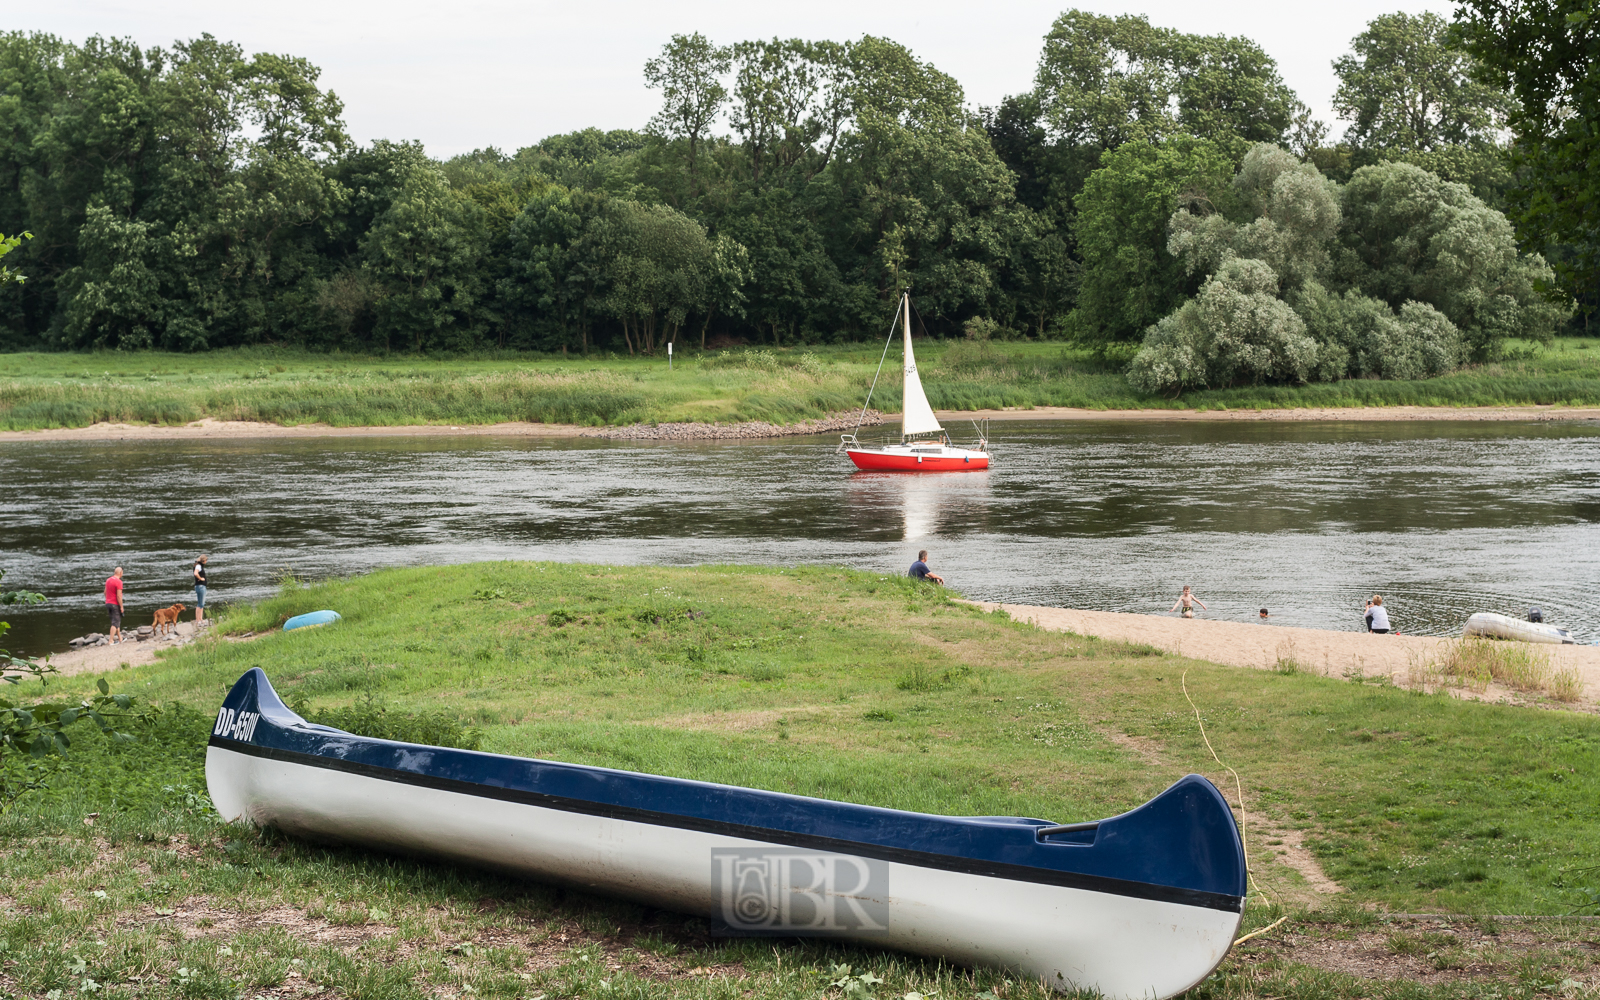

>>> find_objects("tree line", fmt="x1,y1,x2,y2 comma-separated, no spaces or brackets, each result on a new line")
0,7,1592,388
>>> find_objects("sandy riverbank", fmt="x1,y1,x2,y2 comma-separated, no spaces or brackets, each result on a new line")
955,404,1600,423
976,602,1600,708
40,620,261,677
3,404,1598,443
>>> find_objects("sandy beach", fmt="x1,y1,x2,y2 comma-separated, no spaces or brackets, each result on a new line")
38,620,261,678
950,404,1600,423
2,404,1597,443
978,602,1600,708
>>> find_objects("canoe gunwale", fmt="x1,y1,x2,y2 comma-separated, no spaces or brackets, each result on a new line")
209,733,1242,914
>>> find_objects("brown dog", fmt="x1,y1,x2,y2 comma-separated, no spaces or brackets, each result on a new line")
151,603,186,636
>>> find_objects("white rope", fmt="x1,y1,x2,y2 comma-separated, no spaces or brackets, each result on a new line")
1181,670,1289,946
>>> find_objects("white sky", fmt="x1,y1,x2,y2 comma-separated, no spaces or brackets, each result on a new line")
26,0,1457,159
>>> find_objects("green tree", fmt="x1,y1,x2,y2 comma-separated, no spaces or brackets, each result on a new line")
503,187,615,353
1033,11,1301,151
813,37,1029,334
361,152,487,352
3,32,349,349
1455,0,1600,325
1334,161,1567,358
1332,12,1509,152
1069,136,1235,344
644,33,731,178
600,201,722,353
1127,257,1318,393
721,189,840,344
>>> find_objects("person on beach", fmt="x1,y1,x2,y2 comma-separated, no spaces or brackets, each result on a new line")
104,567,125,643
1170,586,1207,618
1364,595,1392,634
909,550,944,585
193,554,208,623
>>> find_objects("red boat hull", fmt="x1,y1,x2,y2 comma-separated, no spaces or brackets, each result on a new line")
847,449,990,471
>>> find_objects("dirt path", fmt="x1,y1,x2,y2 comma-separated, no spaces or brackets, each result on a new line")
39,620,261,677
3,404,1597,443
975,602,1600,706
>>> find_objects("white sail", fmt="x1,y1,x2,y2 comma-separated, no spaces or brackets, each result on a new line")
900,296,943,437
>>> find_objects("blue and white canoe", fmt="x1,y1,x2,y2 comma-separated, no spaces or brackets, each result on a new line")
206,669,1246,998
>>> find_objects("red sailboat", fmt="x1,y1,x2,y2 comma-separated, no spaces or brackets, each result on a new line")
838,294,991,472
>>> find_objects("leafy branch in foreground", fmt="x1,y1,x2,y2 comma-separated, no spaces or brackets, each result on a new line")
0,674,155,811
0,230,30,285
1,567,50,686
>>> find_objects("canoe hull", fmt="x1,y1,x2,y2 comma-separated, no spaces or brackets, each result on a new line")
206,670,1244,998
1462,612,1574,644
208,743,1237,994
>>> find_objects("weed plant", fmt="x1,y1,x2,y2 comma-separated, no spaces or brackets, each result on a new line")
1423,638,1583,702
3,562,1600,1000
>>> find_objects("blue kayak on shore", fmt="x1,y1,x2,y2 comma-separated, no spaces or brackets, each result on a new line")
283,610,341,631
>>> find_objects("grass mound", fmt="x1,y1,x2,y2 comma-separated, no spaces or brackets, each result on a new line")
3,562,1599,1000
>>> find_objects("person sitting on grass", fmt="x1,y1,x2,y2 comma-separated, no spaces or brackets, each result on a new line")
1170,585,1206,619
908,550,944,585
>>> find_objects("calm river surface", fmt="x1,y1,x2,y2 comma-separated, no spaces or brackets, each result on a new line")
4,419,1599,655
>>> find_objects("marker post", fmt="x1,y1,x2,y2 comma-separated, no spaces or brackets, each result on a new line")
667,342,672,371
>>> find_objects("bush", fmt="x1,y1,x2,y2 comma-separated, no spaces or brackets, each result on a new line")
1294,283,1464,380
1127,258,1318,393
293,694,483,750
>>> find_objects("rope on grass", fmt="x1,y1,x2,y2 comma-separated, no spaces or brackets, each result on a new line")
1181,669,1289,946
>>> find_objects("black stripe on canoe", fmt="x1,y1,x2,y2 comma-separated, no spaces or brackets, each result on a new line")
210,736,1243,914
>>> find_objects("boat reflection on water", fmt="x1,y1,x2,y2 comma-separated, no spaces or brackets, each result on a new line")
844,468,994,543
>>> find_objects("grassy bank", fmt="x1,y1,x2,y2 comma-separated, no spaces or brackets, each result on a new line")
3,562,1599,999
3,339,1599,431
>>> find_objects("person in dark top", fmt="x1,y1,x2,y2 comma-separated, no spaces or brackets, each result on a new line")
193,554,209,623
908,549,945,585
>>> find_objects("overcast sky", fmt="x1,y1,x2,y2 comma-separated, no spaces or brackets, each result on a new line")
26,0,1457,159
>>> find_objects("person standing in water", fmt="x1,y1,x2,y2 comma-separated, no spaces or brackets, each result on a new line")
1170,586,1207,618
192,554,209,624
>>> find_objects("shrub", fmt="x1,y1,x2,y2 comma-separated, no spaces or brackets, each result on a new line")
1127,258,1318,393
294,694,483,750
1293,283,1464,380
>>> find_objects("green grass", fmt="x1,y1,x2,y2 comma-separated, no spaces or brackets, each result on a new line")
3,562,1600,1000
3,338,1598,431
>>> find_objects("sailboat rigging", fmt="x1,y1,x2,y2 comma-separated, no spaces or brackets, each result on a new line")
837,294,992,471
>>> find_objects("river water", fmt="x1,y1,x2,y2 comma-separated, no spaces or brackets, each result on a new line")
3,419,1598,655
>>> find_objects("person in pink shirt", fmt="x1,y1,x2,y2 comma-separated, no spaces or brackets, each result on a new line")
104,567,125,643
